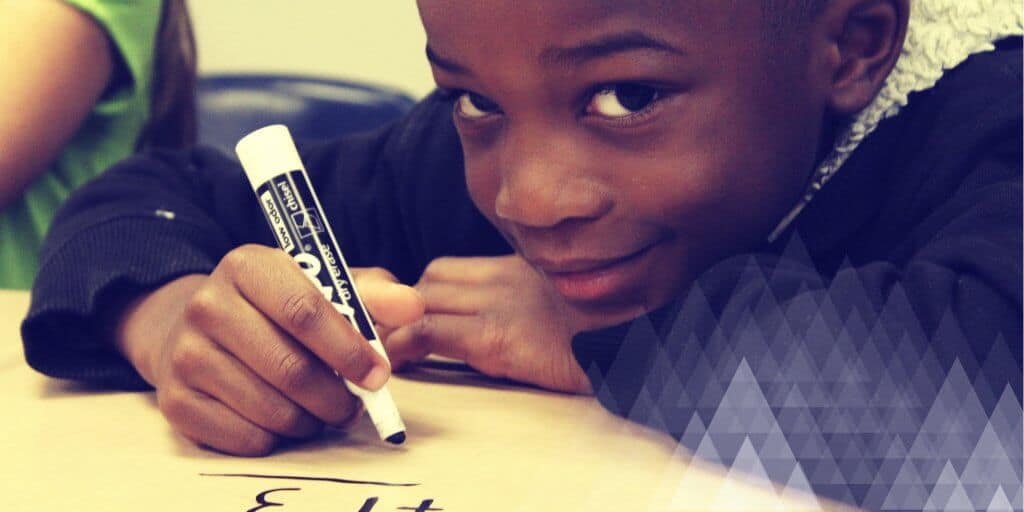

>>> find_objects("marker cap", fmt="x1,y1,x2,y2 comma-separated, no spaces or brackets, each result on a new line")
235,125,305,191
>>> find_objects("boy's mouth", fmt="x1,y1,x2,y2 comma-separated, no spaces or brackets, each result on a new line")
533,244,657,305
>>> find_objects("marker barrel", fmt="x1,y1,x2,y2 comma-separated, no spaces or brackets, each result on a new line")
236,125,406,444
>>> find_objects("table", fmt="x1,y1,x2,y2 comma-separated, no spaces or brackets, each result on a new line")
0,290,847,511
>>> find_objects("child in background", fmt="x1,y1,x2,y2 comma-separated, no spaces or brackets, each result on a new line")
22,0,1023,509
0,0,195,289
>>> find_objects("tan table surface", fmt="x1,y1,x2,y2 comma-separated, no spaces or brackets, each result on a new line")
0,290,845,511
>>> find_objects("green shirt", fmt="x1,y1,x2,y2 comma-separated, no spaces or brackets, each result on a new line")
0,0,162,289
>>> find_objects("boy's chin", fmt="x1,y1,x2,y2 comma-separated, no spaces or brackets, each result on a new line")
556,286,665,331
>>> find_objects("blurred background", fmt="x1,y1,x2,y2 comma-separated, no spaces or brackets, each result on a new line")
186,1,436,99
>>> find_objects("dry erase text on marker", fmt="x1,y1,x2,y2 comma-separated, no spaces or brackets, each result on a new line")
319,241,342,278
294,251,357,320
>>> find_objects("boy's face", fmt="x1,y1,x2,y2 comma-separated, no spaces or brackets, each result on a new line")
419,0,828,318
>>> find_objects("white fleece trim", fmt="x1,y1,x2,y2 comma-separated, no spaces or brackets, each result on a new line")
767,0,1024,242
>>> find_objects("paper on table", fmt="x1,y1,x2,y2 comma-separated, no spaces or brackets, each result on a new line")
0,291,851,511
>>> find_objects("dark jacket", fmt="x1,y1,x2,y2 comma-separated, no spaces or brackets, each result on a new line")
23,39,1022,511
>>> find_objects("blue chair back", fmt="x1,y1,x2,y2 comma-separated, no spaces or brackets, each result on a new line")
197,74,417,152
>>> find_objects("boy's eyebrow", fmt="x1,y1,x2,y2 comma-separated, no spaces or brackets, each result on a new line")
425,45,472,75
424,31,685,75
540,31,686,66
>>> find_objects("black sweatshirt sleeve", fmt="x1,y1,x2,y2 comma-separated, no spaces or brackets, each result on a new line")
21,93,508,389
573,132,1022,419
23,146,253,389
571,45,1023,509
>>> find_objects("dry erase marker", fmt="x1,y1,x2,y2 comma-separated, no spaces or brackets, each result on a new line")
235,124,406,445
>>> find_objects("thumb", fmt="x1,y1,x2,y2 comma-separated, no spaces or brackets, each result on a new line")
353,268,426,328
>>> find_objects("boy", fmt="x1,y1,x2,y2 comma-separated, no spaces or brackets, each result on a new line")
23,0,1022,509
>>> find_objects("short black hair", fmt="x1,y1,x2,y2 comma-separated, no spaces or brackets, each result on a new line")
762,0,830,38
765,0,829,13
763,0,829,25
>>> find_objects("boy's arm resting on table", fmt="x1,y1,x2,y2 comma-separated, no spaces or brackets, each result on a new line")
20,93,500,390
21,145,262,389
569,88,1022,507
573,43,1024,423
0,0,114,207
573,217,1023,422
571,156,1020,507
18,108,437,389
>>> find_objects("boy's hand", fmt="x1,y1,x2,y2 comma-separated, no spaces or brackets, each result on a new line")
383,255,639,394
114,244,423,456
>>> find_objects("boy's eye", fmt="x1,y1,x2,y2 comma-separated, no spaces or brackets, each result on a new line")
456,92,501,119
586,84,660,119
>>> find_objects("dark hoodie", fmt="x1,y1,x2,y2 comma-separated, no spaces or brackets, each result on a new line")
22,36,1022,512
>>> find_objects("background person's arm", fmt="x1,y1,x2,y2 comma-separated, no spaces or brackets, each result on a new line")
0,0,114,208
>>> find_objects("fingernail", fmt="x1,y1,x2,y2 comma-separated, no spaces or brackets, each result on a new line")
361,365,389,391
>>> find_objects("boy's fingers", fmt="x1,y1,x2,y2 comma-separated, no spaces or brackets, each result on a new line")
219,245,390,390
382,328,432,370
187,290,360,427
387,314,498,373
352,268,425,328
419,256,499,284
180,341,324,439
414,281,496,315
158,386,278,457
420,256,516,284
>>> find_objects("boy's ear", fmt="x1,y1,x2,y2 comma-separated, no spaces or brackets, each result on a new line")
818,0,910,116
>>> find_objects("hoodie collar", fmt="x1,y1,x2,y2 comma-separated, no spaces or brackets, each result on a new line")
767,0,1024,243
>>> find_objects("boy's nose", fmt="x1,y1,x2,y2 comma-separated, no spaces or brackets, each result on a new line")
494,128,612,229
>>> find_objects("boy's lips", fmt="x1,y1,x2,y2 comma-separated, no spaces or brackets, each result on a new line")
532,244,657,304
